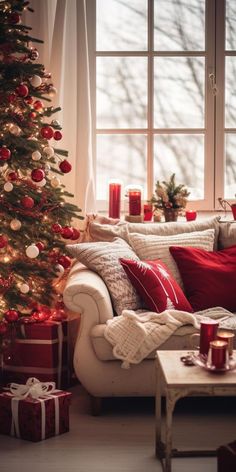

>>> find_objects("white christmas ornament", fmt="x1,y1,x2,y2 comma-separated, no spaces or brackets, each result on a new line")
51,176,60,188
4,182,13,192
10,219,21,231
26,244,39,259
19,283,30,294
35,178,46,187
30,75,42,88
49,87,57,97
43,146,54,157
9,124,21,136
44,163,51,172
55,264,64,277
32,150,41,161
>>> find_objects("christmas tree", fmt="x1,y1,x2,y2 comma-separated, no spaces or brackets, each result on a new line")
0,0,83,345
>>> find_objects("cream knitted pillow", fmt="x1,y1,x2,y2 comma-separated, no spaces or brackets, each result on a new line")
128,229,215,288
67,238,142,315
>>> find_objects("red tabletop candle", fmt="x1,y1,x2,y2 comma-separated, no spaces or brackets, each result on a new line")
199,319,219,356
185,210,197,221
128,188,141,216
143,203,153,221
217,330,235,357
108,180,121,219
209,340,228,369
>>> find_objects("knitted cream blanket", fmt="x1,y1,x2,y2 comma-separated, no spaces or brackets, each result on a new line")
104,307,235,369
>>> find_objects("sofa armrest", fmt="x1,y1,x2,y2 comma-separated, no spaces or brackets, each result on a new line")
63,261,114,325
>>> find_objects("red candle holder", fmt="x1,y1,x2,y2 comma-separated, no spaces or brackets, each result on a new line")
185,210,197,221
208,340,228,369
108,180,121,219
128,187,142,216
217,330,235,357
143,203,153,221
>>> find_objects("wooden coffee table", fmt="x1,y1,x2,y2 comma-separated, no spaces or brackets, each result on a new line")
155,350,236,472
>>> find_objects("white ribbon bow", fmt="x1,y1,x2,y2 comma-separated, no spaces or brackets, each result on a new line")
9,377,56,399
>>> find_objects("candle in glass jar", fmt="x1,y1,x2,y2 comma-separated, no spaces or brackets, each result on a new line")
143,203,153,221
217,330,235,357
108,180,121,219
209,340,228,369
185,210,197,221
128,188,142,216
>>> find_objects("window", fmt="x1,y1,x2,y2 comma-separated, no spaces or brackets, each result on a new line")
90,0,236,211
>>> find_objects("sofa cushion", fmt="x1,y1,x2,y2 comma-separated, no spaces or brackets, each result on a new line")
128,229,215,288
83,215,220,249
67,238,142,315
120,258,193,313
218,221,236,249
169,244,236,312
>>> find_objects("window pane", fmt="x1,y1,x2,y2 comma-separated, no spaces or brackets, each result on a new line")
226,0,236,50
154,134,204,199
96,135,147,200
97,57,147,128
154,0,205,51
225,57,236,128
154,57,205,128
225,134,236,199
96,0,147,51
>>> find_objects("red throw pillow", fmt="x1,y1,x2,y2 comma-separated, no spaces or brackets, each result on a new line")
169,244,236,311
119,258,193,313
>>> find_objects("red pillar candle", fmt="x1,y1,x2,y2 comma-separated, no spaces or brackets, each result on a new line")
209,340,228,369
128,188,142,216
231,204,236,220
185,210,197,221
108,180,121,219
143,203,153,221
199,319,219,356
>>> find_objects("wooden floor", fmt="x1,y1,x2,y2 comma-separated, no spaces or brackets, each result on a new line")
0,384,235,472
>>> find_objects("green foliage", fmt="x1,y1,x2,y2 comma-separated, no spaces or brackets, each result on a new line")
0,0,83,321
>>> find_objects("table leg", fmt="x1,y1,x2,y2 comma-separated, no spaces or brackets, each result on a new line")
165,390,176,472
155,363,163,457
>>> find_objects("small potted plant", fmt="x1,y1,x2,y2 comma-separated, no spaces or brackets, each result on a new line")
150,174,190,222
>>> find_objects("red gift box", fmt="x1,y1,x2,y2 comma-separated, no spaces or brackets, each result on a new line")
0,388,71,442
3,321,69,389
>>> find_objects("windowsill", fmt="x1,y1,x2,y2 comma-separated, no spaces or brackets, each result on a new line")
97,210,236,223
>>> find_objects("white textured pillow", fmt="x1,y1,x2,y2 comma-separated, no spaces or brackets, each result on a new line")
67,238,141,315
128,229,215,288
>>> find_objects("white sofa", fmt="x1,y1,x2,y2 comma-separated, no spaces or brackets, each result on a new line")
63,216,236,409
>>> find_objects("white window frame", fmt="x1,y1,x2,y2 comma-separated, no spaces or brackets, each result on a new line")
88,0,232,212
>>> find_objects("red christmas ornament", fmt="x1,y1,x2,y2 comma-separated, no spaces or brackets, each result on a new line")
25,95,34,105
8,93,17,104
9,12,20,24
33,100,43,111
16,84,29,98
61,226,74,239
29,111,36,119
58,255,71,269
48,248,60,262
0,234,8,248
59,160,72,174
31,168,45,182
54,130,62,141
0,147,11,160
32,310,50,322
52,223,62,234
71,228,80,240
41,126,54,140
4,309,19,323
0,322,7,335
8,171,18,181
36,241,45,251
21,196,34,209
